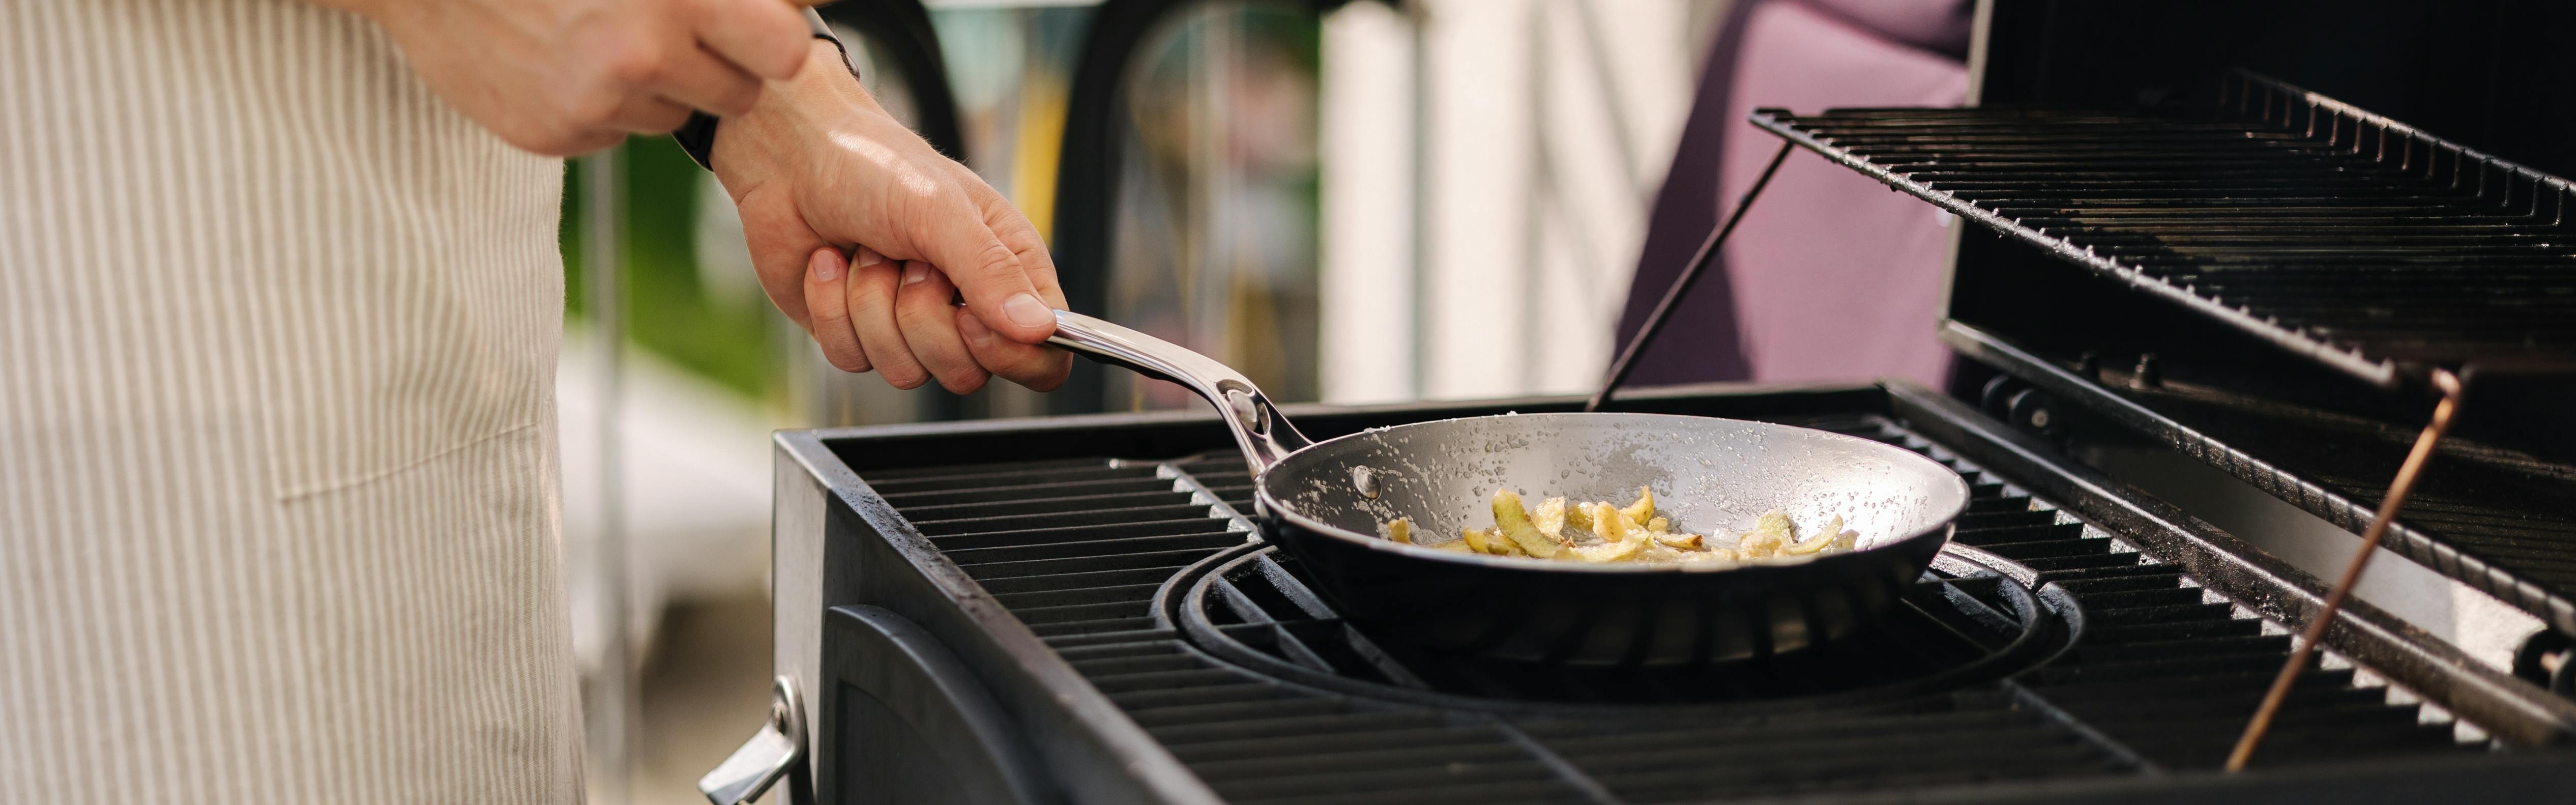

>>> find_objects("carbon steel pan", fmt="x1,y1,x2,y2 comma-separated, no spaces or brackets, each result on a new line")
1047,311,1970,665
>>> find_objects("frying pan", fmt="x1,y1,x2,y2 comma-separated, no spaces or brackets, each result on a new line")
1048,311,1971,666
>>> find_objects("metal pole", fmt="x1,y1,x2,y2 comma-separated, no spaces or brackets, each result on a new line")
1586,139,1792,413
579,144,633,803
2227,369,2465,771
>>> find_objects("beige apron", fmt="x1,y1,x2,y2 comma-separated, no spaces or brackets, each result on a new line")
0,1,582,801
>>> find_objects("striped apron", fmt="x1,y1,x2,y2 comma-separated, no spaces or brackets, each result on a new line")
0,1,583,801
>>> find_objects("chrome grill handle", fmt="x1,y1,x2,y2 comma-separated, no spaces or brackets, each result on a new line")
698,676,807,805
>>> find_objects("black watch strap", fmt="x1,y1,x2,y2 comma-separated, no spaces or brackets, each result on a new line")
672,8,854,170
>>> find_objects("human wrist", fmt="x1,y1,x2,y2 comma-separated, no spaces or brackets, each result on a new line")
711,41,881,195
768,40,877,122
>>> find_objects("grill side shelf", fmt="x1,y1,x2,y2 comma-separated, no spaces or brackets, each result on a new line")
1749,71,2576,388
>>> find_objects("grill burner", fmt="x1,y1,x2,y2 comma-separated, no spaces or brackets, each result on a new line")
1176,544,2069,709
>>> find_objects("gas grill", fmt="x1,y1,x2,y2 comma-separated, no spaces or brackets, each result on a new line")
1746,67,2576,665
692,2,2576,803
718,383,2576,804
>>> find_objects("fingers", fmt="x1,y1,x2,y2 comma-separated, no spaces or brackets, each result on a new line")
801,247,868,372
573,1,802,139
913,190,1057,345
811,240,1064,392
657,46,766,117
608,94,693,134
694,0,814,81
944,172,1068,391
892,261,990,394
957,307,1073,392
845,250,928,389
955,165,1069,311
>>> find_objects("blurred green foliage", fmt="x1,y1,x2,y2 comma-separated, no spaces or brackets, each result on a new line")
561,137,780,402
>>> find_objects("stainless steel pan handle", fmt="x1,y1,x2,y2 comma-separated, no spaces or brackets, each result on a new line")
1047,310,1310,475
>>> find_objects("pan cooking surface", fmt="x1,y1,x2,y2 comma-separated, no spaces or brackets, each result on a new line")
1268,413,1968,566
1047,312,1972,663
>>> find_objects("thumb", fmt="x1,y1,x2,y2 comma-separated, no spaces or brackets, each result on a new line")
918,193,1056,344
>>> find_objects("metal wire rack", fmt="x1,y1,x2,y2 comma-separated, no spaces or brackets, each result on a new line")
1750,71,2576,388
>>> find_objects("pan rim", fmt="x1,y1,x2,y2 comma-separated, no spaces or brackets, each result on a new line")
1253,412,1970,574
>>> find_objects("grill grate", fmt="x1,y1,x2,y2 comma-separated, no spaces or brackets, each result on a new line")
1751,71,2576,387
864,413,2481,802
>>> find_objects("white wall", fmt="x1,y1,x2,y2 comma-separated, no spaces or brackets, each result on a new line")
1320,0,1709,404
1316,2,1419,404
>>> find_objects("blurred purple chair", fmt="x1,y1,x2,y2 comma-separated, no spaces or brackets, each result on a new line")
1612,0,1971,388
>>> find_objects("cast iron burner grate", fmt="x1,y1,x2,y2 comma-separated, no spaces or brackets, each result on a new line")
1174,544,2074,709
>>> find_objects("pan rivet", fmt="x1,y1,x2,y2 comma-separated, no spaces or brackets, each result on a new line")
1225,389,1267,434
1352,467,1381,499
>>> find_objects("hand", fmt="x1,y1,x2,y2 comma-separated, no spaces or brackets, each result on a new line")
713,43,1070,394
328,0,815,156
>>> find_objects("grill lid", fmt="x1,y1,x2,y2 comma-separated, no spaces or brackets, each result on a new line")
1752,70,2576,388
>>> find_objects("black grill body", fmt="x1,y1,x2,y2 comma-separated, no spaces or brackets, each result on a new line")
770,383,2576,805
1761,71,2576,639
1757,1,2576,664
